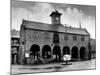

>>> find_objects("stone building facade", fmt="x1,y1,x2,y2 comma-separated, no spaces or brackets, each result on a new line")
11,29,20,64
19,10,91,64
90,39,96,59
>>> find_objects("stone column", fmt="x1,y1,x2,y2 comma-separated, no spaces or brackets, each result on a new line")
40,47,43,60
14,54,17,64
60,47,63,61
51,46,53,60
70,47,72,60
78,49,80,61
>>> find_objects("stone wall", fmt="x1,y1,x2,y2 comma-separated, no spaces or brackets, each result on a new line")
20,27,90,64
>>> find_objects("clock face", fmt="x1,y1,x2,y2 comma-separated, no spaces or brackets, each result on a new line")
55,17,59,21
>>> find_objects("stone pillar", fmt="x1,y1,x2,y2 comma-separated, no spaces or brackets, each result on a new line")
14,54,17,64
86,48,90,60
40,47,43,61
51,46,53,60
78,49,80,61
60,47,63,61
70,47,72,60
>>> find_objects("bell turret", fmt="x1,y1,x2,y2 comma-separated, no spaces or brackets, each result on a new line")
50,10,62,25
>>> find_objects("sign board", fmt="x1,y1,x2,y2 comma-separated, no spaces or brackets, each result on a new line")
63,54,71,61
25,53,29,57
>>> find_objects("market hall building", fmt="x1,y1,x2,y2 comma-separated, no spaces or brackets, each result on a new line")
19,10,91,64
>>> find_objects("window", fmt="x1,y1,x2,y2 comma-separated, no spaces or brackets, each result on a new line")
81,36,85,41
34,31,38,38
12,47,17,53
14,40,18,45
64,34,68,40
44,32,50,39
33,31,39,40
73,35,77,41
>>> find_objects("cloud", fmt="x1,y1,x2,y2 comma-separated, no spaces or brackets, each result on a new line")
12,2,54,29
12,2,95,39
58,7,95,39
82,16,95,38
30,3,54,23
12,8,28,29
59,7,84,27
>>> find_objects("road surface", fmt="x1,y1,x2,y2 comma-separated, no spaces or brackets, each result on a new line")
11,59,96,75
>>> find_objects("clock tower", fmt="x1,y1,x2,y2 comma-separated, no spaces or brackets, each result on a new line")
50,10,62,25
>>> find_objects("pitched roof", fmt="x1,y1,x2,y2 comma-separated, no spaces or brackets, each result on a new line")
22,19,89,35
50,10,62,16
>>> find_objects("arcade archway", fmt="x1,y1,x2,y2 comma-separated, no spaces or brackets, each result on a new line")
80,47,86,60
63,46,70,55
30,44,40,60
71,46,78,60
53,45,61,60
42,45,51,59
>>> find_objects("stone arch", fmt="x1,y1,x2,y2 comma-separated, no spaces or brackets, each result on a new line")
63,46,70,55
71,46,78,60
30,44,40,60
42,45,51,59
80,47,86,60
53,45,61,60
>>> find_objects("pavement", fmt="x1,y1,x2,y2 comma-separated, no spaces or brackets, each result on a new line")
11,59,96,75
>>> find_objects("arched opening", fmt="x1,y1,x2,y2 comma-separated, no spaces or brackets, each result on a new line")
30,44,40,60
71,46,78,60
80,47,86,60
53,33,59,44
42,45,51,59
53,45,61,60
63,46,70,55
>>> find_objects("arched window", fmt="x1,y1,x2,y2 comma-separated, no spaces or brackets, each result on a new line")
53,33,59,43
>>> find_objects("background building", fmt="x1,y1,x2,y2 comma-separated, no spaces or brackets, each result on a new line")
11,29,20,64
90,38,96,59
19,10,91,64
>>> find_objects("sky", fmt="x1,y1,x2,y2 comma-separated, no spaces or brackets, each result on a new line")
11,0,96,39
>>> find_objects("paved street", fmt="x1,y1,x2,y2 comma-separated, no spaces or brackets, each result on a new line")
11,59,96,75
